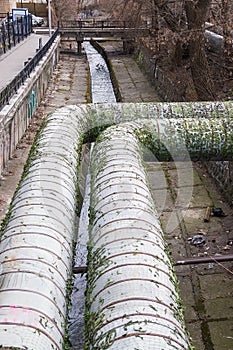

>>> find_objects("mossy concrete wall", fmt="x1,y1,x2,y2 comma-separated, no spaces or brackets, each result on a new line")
134,44,185,102
205,161,233,205
0,36,60,177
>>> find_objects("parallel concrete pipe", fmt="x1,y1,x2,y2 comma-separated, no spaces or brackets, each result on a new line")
85,124,191,349
0,102,232,349
0,106,88,350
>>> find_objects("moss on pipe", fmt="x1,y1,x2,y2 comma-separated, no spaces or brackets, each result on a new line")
1,101,233,349
85,101,233,128
85,124,193,349
0,118,48,238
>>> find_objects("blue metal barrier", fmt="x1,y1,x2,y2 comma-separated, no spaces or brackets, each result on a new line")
0,14,33,55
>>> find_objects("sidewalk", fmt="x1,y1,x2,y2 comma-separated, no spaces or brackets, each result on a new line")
0,33,50,90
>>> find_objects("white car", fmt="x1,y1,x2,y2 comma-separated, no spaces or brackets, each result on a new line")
31,14,44,27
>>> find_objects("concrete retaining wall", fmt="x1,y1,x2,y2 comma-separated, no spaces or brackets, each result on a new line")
134,44,185,102
0,35,60,178
205,161,233,206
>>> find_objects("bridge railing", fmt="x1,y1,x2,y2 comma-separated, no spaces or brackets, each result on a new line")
0,29,59,112
59,19,149,30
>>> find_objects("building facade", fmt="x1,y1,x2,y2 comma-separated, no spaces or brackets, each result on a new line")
0,0,17,13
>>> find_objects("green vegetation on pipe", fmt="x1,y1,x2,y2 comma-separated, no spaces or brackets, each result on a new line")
85,101,233,125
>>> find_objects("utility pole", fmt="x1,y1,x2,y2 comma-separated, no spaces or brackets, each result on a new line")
48,0,52,36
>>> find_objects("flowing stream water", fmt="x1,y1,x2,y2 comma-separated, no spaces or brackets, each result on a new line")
68,157,91,349
68,41,117,349
83,41,116,103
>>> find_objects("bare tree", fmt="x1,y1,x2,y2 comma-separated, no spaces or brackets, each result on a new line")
144,0,216,100
221,0,233,78
49,0,78,22
184,0,215,100
85,0,232,99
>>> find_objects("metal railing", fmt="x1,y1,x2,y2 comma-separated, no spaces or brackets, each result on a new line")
0,29,59,111
0,14,33,56
59,19,149,29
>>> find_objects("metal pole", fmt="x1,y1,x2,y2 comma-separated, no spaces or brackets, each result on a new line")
175,254,233,266
48,0,52,36
7,12,11,50
73,266,87,274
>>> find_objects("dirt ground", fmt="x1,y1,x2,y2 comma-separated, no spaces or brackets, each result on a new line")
0,45,233,349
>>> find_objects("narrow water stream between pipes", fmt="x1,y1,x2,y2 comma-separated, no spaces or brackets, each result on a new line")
68,41,117,349
68,152,91,349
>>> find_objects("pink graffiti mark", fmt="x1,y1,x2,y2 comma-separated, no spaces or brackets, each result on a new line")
0,306,36,326
10,305,17,311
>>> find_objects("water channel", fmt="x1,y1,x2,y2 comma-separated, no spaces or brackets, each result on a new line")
68,41,117,349
0,39,232,350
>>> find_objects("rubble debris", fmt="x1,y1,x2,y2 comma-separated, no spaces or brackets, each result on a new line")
212,207,226,217
204,206,211,222
188,234,206,246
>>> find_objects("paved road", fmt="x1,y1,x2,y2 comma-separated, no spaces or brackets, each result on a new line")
0,33,50,90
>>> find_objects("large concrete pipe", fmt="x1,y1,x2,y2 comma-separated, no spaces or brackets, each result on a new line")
85,123,192,349
0,105,88,350
0,101,232,349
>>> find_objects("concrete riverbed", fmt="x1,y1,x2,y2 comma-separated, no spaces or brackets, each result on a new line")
0,41,232,349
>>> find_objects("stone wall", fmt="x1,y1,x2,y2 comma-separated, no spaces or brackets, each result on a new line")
134,44,185,102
